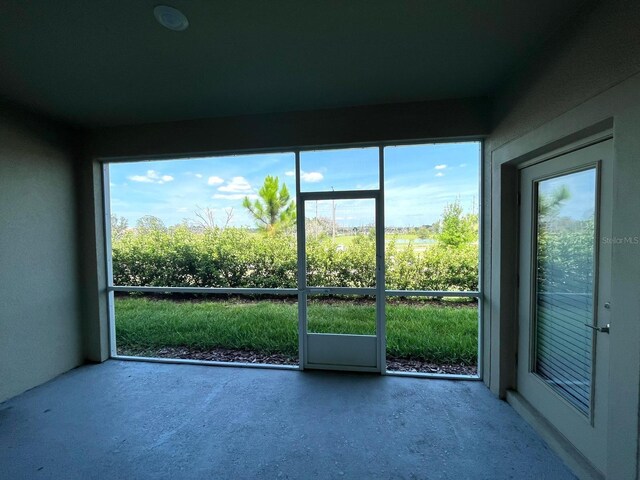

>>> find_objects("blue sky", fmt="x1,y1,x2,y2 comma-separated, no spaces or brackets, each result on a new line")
108,142,480,228
538,168,596,221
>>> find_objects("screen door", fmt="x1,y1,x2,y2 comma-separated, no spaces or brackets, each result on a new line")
296,147,384,371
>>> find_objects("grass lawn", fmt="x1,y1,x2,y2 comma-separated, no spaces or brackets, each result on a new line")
115,297,478,365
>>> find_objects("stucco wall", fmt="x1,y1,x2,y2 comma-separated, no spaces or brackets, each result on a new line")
490,0,640,150
482,0,640,477
0,108,83,402
483,0,640,392
87,97,490,159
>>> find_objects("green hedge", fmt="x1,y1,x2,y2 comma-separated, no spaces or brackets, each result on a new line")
538,227,594,293
112,227,479,291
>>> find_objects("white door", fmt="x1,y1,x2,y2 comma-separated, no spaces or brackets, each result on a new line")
297,193,384,371
517,139,612,474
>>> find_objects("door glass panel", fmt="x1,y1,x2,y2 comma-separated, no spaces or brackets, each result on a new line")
299,147,379,192
305,198,376,288
534,168,597,415
307,294,376,335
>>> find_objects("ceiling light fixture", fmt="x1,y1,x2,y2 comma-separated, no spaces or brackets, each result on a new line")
153,5,189,31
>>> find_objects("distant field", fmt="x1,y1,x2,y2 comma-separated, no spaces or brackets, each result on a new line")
386,233,421,241
115,297,478,365
329,233,436,252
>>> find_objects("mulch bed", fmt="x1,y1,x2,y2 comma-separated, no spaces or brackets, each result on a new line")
118,346,477,375
120,346,299,365
386,356,477,376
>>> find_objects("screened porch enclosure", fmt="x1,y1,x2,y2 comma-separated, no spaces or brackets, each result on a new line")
106,142,481,376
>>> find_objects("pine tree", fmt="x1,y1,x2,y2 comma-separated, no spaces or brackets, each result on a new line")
242,176,296,233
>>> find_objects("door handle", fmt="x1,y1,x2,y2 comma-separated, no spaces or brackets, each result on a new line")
585,323,610,334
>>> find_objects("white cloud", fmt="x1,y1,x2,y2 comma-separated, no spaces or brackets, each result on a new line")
207,176,224,185
459,163,467,168
218,176,252,192
435,172,445,177
195,173,203,178
301,171,323,182
284,170,324,183
435,164,447,170
129,175,154,183
128,170,173,184
213,193,258,200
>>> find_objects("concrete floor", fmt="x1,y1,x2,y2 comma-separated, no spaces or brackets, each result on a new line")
0,361,574,480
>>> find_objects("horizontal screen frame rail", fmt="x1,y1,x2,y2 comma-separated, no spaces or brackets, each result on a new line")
386,290,480,298
306,287,376,295
113,355,300,371
109,286,298,295
110,286,480,298
299,189,380,201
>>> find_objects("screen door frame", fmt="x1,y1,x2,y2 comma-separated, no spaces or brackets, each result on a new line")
295,149,386,372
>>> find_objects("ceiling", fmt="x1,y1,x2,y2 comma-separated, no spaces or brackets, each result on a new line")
0,0,591,127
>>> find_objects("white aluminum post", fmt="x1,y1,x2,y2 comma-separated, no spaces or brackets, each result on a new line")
102,163,117,357
376,146,386,373
477,140,484,380
295,151,306,370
